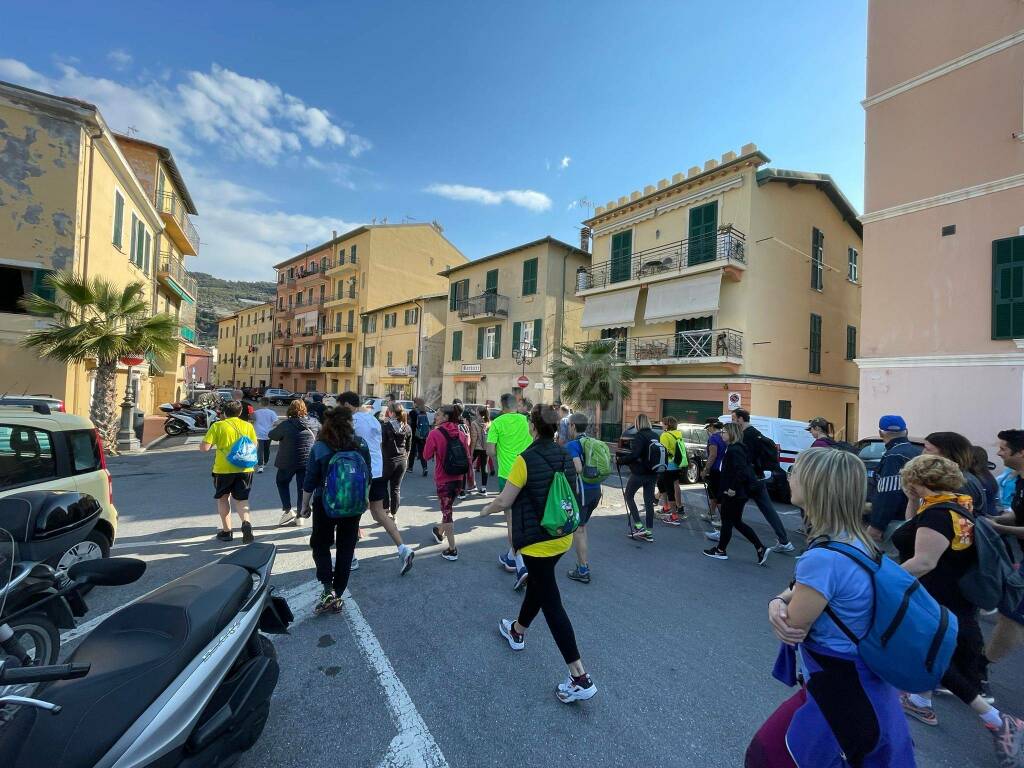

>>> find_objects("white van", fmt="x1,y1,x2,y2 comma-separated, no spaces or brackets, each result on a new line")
719,414,815,473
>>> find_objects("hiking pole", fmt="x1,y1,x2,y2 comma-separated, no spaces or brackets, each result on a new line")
616,460,632,535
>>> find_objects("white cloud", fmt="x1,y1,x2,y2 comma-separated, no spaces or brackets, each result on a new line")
424,183,552,213
560,155,571,169
107,49,133,70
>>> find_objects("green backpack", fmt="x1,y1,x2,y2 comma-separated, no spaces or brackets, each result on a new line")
536,454,581,537
579,435,612,484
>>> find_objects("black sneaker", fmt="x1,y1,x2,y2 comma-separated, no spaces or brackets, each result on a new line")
241,521,254,544
216,530,233,542
702,547,728,560
441,548,459,561
422,469,428,477
431,526,444,545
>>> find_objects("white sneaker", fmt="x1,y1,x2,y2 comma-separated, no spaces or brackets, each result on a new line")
350,557,359,571
256,465,264,474
772,542,796,553
704,530,721,542
278,511,297,526
556,673,597,703
499,618,525,650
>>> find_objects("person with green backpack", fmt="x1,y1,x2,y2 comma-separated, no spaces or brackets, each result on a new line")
565,412,610,583
481,404,596,704
300,405,374,615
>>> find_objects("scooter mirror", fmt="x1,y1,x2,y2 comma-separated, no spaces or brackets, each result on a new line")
68,557,146,587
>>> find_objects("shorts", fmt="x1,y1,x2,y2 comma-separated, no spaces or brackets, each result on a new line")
212,472,253,500
579,487,601,526
657,469,681,494
706,467,722,497
369,477,388,503
437,481,460,524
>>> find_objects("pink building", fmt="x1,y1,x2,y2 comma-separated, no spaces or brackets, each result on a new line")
859,1,1024,451
184,345,213,386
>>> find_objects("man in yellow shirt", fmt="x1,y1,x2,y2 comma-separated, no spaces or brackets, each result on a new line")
201,400,258,543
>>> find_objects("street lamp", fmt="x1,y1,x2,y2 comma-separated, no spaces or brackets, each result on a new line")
117,353,145,453
512,339,537,379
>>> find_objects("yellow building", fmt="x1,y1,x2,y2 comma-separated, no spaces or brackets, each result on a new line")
359,294,447,403
440,237,589,405
116,135,200,407
0,81,164,416
578,143,863,438
214,314,238,387
274,223,466,394
214,302,275,389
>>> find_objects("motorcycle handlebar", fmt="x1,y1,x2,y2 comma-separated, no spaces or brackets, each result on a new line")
0,662,90,684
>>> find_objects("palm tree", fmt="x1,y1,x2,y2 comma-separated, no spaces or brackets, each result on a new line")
20,271,179,451
550,341,634,439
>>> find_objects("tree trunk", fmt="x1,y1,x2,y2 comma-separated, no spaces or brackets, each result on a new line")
91,362,120,454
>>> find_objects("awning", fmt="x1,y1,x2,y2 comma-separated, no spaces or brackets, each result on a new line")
580,287,640,330
643,272,721,323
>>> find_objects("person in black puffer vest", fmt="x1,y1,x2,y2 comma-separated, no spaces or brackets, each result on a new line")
481,403,597,705
269,398,319,527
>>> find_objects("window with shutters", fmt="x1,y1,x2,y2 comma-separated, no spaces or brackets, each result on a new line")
688,201,719,265
993,236,1024,339
112,190,124,248
522,259,538,296
847,247,859,283
484,326,497,359
778,400,792,419
406,349,413,366
809,314,822,374
363,346,375,367
610,230,632,283
451,330,462,361
386,351,393,366
811,228,824,290
846,325,857,360
449,279,469,310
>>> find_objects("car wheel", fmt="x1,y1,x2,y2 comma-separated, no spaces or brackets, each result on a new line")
54,529,110,583
685,462,700,485
1,614,60,700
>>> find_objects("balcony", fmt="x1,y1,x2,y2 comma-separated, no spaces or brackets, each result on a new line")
276,331,295,346
327,256,358,276
157,251,198,302
321,355,354,371
178,325,197,344
325,285,358,308
576,226,746,295
323,322,356,340
157,192,200,255
574,328,743,367
295,266,327,285
298,326,325,342
456,292,510,323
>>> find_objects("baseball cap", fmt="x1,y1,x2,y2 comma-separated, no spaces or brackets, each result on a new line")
879,414,907,433
806,417,830,432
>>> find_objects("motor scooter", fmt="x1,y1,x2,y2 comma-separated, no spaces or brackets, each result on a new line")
160,403,220,436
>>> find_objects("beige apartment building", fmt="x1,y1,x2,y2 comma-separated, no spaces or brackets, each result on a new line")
579,144,863,439
274,223,465,394
441,238,589,406
859,2,1024,449
359,294,447,402
116,135,200,407
214,302,275,389
0,81,165,415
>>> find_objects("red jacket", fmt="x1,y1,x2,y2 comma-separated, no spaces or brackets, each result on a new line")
423,421,470,485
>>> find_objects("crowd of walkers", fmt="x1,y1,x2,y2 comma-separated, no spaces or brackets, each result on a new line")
201,394,1024,761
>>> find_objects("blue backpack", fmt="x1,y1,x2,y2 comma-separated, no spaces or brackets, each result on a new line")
416,413,430,440
323,444,370,518
225,423,259,469
814,541,958,694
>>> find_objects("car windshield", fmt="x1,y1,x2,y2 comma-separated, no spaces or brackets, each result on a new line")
858,441,887,460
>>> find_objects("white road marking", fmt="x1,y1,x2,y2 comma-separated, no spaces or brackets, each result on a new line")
184,436,204,445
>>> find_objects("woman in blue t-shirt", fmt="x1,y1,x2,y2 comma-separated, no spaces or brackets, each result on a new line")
747,447,915,767
565,413,602,584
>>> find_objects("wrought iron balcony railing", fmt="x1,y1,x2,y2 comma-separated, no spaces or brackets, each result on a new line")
574,328,743,363
456,292,510,322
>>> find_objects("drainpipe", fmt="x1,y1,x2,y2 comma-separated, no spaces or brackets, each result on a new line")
413,297,424,399
75,129,102,415
554,246,568,402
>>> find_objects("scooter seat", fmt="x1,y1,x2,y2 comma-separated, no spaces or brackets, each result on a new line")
18,561,253,768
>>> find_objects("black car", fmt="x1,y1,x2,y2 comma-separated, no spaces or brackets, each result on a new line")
854,437,926,481
615,422,709,484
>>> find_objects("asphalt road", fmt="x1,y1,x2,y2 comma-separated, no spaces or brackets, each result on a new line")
70,441,1024,767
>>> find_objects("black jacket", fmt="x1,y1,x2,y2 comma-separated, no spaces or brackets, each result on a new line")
269,416,319,471
622,427,661,476
510,439,579,551
719,443,757,503
381,419,411,478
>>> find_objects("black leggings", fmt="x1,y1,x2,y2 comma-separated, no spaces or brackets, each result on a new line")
310,498,361,595
719,496,764,553
624,473,657,529
383,463,407,514
257,439,271,466
474,449,488,488
518,553,580,665
407,437,427,471
941,609,985,705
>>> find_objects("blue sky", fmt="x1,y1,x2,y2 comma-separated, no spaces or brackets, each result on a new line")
0,1,867,278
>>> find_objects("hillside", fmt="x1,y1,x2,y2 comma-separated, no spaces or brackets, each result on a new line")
192,272,277,345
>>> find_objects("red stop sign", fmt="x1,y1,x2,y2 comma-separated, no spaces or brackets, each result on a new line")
516,375,529,389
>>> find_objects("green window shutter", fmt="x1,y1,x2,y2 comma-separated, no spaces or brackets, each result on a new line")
113,192,124,247
486,268,498,294
493,324,501,358
533,318,542,352
993,236,1024,339
31,269,55,303
809,314,822,374
811,228,824,290
511,321,522,353
522,258,538,295
846,325,857,360
688,201,719,265
449,283,458,311
143,231,151,274
452,330,462,361
129,213,138,265
477,327,485,359
610,231,632,282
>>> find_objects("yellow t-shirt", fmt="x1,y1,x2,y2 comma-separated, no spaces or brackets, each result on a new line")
659,430,688,469
507,454,573,557
203,417,258,475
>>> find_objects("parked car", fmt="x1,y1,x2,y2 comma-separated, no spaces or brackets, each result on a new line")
241,386,264,399
462,403,501,422
363,398,436,425
0,394,65,413
214,388,235,401
264,388,297,406
615,422,709,484
854,436,926,481
0,402,117,577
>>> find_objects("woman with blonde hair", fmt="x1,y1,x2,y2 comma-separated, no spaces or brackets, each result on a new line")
893,454,1024,763
703,421,769,564
749,448,915,767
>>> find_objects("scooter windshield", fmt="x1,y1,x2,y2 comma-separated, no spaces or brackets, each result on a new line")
0,528,14,618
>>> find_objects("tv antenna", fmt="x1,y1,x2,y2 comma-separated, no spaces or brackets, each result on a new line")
124,125,139,136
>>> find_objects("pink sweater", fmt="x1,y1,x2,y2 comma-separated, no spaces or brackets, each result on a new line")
422,421,471,484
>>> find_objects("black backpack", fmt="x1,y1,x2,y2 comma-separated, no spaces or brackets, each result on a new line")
749,429,780,473
822,437,859,455
442,431,470,475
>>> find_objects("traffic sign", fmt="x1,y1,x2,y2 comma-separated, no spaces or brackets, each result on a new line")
516,375,529,389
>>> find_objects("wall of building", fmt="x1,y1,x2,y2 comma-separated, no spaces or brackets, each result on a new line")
215,316,238,386
363,226,465,311
361,300,423,399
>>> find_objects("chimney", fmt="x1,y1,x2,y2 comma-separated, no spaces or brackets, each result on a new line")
580,226,592,253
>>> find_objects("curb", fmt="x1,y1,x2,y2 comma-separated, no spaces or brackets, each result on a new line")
139,433,170,453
